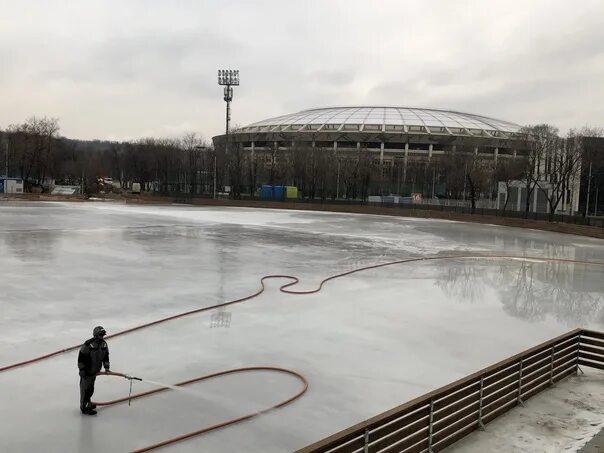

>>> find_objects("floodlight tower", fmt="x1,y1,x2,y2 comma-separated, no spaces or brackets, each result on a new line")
217,69,239,154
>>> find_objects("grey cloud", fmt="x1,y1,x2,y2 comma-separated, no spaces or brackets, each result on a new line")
37,30,244,101
305,69,356,87
1,0,603,139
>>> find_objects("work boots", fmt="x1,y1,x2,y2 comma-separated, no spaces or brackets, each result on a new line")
81,403,97,415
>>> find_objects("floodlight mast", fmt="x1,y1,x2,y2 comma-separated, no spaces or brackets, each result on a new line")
217,69,239,162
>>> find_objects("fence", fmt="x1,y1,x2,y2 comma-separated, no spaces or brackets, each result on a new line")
331,199,604,228
376,201,604,227
295,328,604,453
104,190,604,228
191,194,604,228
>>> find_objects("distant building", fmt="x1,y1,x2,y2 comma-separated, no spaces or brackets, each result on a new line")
0,178,24,194
497,181,556,214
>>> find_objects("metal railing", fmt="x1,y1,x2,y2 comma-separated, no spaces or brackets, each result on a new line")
295,328,604,453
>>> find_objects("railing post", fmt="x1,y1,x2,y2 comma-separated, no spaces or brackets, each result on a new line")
517,358,524,406
363,428,369,453
477,376,485,430
576,333,584,375
428,399,435,453
549,345,555,385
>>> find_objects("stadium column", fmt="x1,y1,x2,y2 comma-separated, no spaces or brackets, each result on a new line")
334,141,339,198
428,144,433,160
273,141,278,175
251,142,255,195
403,143,409,183
380,142,384,195
494,147,499,165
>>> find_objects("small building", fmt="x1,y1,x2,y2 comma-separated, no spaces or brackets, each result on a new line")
497,180,579,214
51,185,81,195
0,178,24,194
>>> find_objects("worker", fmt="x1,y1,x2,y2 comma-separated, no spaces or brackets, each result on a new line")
78,326,110,415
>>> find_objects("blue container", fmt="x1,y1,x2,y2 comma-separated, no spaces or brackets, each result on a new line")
260,185,273,200
273,185,285,200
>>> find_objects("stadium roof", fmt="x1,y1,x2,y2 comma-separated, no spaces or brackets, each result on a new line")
236,106,522,137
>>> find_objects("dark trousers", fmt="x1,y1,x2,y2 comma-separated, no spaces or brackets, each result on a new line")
80,375,96,411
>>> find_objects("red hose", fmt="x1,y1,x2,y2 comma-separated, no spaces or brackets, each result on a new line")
94,368,308,452
1,254,602,451
2,254,601,375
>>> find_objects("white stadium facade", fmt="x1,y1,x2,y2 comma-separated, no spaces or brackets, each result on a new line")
213,106,531,201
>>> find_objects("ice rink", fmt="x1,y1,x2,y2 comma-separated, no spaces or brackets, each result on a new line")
1,201,603,452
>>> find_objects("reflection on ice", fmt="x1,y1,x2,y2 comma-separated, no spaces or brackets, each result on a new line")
3,229,61,260
435,258,604,325
210,308,232,328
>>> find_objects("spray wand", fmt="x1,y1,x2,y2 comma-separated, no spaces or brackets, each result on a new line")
119,374,142,406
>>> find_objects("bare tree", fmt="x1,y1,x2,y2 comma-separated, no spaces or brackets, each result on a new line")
227,142,245,199
494,157,525,213
5,117,60,190
180,133,205,195
521,124,558,218
579,130,604,216
534,128,584,219
442,141,491,212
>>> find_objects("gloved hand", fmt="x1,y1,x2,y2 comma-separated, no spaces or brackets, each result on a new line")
79,370,86,377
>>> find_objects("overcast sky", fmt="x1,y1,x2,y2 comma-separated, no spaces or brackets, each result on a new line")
1,0,603,141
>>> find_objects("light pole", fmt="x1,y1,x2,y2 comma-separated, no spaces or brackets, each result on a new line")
594,177,599,216
4,141,8,177
212,149,216,199
336,158,340,199
217,69,239,199
585,161,592,217
217,69,239,153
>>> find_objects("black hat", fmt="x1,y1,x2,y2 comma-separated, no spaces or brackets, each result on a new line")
93,326,106,338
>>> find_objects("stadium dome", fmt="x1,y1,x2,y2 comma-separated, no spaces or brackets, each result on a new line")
213,106,527,170
233,106,521,138
211,106,528,200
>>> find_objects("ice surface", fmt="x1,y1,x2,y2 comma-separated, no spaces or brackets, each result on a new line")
1,201,603,452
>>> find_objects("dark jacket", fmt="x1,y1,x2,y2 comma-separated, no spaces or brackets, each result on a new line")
78,338,110,376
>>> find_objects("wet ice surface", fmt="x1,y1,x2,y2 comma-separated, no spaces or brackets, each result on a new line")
0,201,603,453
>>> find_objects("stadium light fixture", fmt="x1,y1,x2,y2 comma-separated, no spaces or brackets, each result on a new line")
217,69,239,86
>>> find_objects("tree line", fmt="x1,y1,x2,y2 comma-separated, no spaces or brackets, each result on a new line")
1,117,602,219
